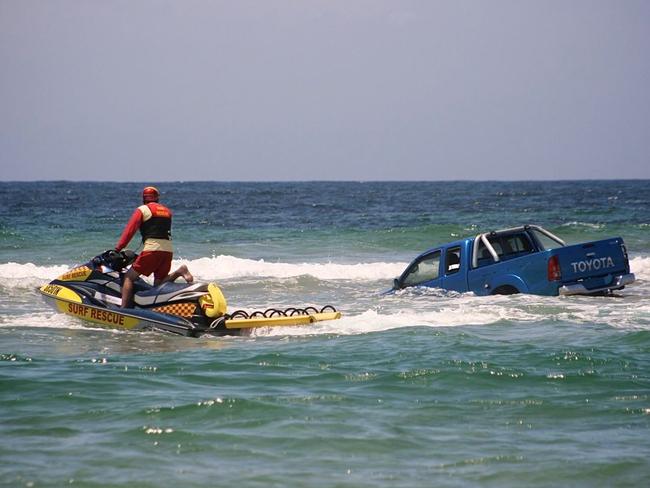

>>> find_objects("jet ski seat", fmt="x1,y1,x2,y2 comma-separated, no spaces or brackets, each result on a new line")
133,281,209,307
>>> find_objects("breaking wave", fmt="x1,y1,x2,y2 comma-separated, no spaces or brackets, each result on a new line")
2,255,648,288
181,255,406,281
0,255,408,288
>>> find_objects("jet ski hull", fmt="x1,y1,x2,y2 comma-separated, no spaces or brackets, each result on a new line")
40,284,202,336
39,250,341,337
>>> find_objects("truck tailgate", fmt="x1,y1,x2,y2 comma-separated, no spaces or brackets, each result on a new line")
556,238,628,287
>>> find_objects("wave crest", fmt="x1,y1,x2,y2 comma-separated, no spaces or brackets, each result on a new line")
182,255,406,281
0,255,407,285
3,254,647,288
0,262,69,279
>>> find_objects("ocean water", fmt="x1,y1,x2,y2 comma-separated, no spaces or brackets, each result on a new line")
1,180,649,487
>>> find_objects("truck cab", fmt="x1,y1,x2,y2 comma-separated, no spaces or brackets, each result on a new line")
394,239,471,293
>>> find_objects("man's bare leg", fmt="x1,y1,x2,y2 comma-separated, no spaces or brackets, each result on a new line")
121,268,141,308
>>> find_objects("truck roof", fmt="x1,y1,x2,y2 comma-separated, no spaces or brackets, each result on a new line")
413,225,566,268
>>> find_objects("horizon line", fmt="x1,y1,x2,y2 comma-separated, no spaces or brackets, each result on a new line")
1,177,649,184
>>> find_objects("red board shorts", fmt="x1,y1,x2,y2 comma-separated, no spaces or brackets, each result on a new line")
132,251,172,282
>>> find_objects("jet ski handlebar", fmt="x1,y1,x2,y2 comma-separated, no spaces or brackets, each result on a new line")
92,249,137,271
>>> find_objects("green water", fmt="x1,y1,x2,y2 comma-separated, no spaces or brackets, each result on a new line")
2,322,649,487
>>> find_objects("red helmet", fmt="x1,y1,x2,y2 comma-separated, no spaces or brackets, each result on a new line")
142,186,160,203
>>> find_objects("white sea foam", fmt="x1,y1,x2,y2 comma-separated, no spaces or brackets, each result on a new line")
254,310,496,337
630,256,650,281
0,262,70,289
0,256,408,285
0,311,86,330
560,221,605,230
0,262,69,280
253,288,650,337
181,255,407,281
253,294,539,337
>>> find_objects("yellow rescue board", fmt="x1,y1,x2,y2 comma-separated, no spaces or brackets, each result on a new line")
225,311,341,329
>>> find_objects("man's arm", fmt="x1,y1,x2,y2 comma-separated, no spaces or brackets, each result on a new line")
115,208,143,251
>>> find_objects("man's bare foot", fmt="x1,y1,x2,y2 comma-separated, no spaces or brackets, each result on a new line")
179,264,194,283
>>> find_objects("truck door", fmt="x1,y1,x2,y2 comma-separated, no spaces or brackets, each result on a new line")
396,250,443,289
442,246,467,292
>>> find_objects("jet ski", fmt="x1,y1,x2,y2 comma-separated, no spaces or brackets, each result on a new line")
39,250,341,337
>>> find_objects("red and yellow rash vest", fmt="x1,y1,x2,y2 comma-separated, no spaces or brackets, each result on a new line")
115,203,173,253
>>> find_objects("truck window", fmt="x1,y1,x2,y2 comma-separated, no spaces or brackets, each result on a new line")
445,247,461,275
477,233,534,265
491,241,504,255
402,251,441,286
504,234,533,254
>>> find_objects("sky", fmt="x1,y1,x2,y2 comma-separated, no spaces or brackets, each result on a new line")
1,0,649,181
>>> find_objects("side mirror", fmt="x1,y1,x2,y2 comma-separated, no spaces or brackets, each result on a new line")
393,278,400,290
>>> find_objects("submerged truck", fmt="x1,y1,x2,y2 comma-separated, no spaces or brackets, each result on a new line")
392,225,635,296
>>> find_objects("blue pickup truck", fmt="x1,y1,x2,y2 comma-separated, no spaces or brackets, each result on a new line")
392,225,635,296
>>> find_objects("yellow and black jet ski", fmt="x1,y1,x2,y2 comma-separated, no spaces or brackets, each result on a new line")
39,250,341,337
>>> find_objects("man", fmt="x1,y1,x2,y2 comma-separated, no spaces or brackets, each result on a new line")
115,186,193,308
